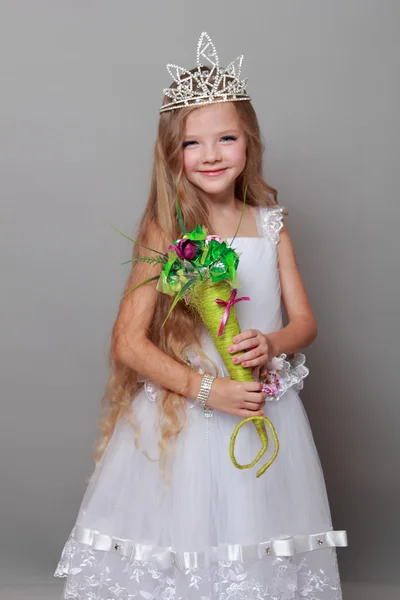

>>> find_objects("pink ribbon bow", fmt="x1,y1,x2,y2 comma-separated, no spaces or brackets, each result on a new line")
215,288,251,337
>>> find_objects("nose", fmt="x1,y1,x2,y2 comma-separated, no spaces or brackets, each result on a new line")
202,143,222,164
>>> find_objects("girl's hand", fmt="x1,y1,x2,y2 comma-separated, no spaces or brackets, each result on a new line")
228,329,276,369
207,378,266,418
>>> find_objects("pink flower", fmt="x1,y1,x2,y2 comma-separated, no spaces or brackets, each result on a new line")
262,383,280,396
206,234,222,244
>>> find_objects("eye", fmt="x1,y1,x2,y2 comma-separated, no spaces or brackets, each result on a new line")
221,135,238,142
183,140,197,148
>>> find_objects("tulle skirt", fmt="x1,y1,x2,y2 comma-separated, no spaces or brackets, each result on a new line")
55,383,346,599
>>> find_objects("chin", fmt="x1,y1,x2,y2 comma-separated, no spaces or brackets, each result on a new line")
197,184,231,196
191,175,236,196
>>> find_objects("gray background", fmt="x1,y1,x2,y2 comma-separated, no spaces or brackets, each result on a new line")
1,1,399,598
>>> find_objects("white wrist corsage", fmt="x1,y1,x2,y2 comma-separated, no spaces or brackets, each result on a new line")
260,353,309,401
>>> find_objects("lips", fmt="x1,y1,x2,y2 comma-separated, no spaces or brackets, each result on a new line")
199,168,228,177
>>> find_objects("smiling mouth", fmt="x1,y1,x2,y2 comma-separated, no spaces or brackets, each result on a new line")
199,168,228,176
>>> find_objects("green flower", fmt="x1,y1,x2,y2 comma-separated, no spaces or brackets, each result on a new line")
183,224,208,242
201,240,240,282
157,267,189,295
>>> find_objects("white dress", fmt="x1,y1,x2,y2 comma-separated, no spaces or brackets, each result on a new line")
55,206,347,600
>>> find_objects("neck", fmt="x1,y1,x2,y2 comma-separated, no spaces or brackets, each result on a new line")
199,183,240,216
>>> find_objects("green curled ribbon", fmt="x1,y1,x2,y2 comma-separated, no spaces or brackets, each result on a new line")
229,415,279,478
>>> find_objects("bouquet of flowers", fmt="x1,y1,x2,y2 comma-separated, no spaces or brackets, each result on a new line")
114,192,279,477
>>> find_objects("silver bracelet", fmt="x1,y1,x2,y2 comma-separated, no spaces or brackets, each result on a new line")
195,374,215,409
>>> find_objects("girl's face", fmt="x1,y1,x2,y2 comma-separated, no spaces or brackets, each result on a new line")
182,103,247,197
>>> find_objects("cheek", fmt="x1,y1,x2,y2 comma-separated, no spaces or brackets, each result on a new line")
183,151,198,175
225,141,247,168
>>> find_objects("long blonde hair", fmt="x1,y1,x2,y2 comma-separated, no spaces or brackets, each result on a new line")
94,93,278,466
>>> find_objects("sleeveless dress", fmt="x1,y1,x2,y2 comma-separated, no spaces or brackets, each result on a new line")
55,206,347,600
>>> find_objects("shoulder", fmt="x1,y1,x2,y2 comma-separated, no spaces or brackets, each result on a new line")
257,205,287,244
137,218,168,256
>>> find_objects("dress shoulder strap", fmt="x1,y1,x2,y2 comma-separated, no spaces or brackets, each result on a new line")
256,205,285,244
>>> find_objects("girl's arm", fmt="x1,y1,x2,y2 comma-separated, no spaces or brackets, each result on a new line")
267,223,317,356
112,220,266,417
112,220,203,400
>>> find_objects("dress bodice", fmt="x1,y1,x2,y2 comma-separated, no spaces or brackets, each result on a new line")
193,205,285,376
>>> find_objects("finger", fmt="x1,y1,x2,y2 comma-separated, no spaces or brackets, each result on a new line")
252,392,267,404
229,329,259,351
243,381,263,392
236,347,267,365
245,391,267,403
237,409,264,418
242,355,268,368
229,338,258,354
242,401,264,411
232,347,264,365
232,329,256,345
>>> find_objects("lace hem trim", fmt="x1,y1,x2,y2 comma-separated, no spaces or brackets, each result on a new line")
54,537,343,600
257,206,285,244
57,526,347,572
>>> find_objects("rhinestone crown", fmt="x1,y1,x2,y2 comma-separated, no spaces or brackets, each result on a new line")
160,32,251,113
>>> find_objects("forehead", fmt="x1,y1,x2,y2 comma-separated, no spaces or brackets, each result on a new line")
184,102,242,134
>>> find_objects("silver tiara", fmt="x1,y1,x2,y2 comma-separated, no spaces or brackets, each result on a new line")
159,32,251,113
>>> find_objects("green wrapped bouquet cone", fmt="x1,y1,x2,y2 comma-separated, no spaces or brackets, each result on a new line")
188,278,279,478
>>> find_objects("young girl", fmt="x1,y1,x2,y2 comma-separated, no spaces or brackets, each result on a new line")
55,32,347,600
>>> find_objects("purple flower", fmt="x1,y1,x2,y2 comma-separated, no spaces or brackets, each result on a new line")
174,238,197,261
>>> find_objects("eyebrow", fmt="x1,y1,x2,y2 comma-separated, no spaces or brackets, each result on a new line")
183,129,241,138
